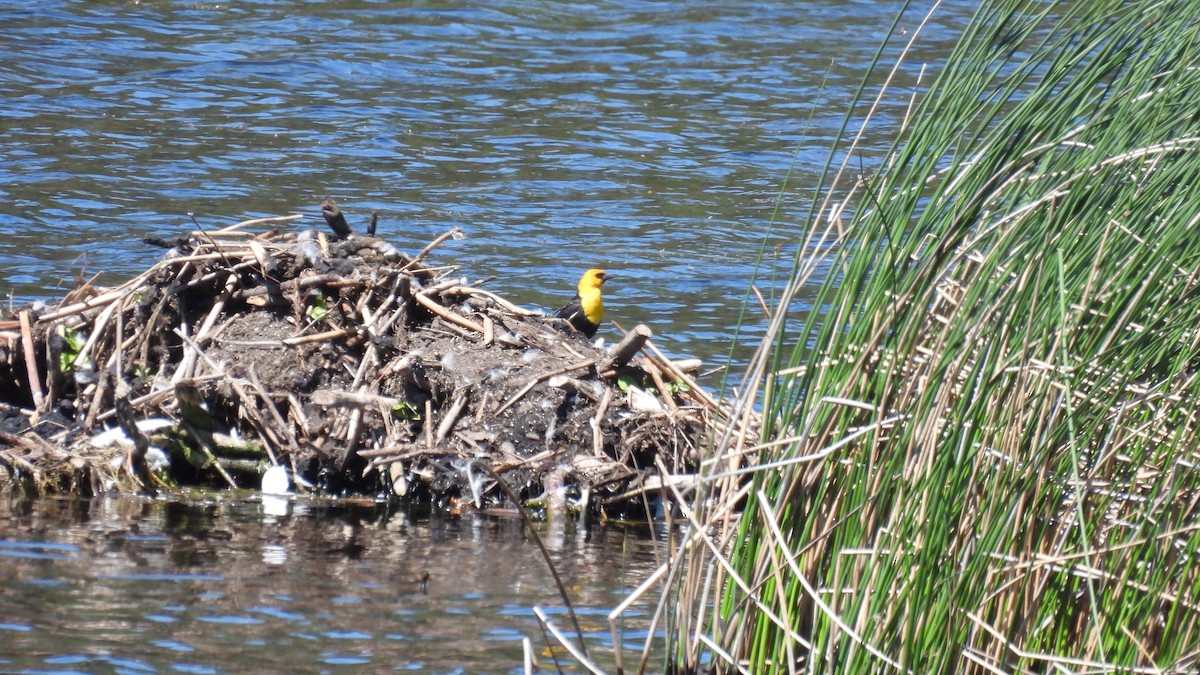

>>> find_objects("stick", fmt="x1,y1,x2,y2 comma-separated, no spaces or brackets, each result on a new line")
246,368,295,465
338,341,379,470
282,328,352,346
180,331,283,468
443,286,539,316
171,320,197,384
92,373,225,423
195,274,238,342
413,292,485,334
18,311,43,410
467,460,588,660
215,213,303,234
531,607,601,674
591,387,613,457
74,298,120,375
402,227,462,270
236,273,343,300
0,435,40,474
644,339,719,410
424,400,434,449
37,279,143,322
495,359,596,415
435,390,470,443
189,213,235,270
644,358,679,413
311,389,402,408
603,323,652,371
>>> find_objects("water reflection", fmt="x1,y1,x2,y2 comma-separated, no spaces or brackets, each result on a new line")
0,495,666,673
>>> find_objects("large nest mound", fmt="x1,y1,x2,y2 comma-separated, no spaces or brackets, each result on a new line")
0,208,748,516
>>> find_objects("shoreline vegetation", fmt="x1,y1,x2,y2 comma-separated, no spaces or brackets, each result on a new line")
587,0,1200,673
0,212,746,520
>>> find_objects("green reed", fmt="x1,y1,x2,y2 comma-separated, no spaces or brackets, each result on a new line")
659,1,1200,672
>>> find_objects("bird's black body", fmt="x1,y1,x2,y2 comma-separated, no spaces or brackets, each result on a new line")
555,296,597,337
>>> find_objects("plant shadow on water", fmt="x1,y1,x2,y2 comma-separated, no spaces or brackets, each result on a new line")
0,494,666,673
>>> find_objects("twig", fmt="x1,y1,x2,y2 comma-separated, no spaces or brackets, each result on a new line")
311,389,402,409
282,328,352,346
751,284,771,318
246,367,296,464
18,311,43,411
531,607,602,674
443,286,539,316
482,315,493,346
644,339,720,410
338,340,379,470
215,214,303,234
604,473,698,504
0,450,38,479
644,358,679,413
37,276,145,321
195,274,238,342
592,387,613,457
424,400,434,449
413,292,485,334
495,359,596,415
402,227,462,270
490,447,557,473
435,390,470,443
171,319,197,384
234,272,342,300
88,373,220,423
0,432,44,470
603,323,652,371
189,213,235,270
81,354,115,430
74,299,120,378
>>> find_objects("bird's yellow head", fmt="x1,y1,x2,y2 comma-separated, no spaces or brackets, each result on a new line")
578,269,609,293
577,269,609,325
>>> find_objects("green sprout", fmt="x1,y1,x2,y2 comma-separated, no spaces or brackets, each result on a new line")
59,326,91,373
391,401,422,421
306,294,330,322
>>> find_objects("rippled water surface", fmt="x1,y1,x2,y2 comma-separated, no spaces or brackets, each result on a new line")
0,1,978,671
0,0,973,365
0,495,667,673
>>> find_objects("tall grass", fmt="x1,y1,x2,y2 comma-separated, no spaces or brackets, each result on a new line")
650,0,1200,672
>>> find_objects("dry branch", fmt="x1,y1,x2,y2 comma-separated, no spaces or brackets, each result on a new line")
0,211,735,514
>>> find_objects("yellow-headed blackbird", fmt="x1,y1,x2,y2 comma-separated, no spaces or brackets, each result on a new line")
555,268,610,338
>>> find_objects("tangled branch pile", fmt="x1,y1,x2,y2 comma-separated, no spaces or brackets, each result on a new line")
0,211,738,515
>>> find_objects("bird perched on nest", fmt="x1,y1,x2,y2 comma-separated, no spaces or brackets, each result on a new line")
555,268,610,338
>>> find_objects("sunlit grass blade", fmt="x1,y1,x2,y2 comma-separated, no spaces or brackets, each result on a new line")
655,0,1200,672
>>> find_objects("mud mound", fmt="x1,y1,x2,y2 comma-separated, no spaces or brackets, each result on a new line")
0,210,748,516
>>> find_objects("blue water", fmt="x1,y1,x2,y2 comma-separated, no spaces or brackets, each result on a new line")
0,0,972,367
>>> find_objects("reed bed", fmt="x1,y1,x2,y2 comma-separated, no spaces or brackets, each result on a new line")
593,1,1200,672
